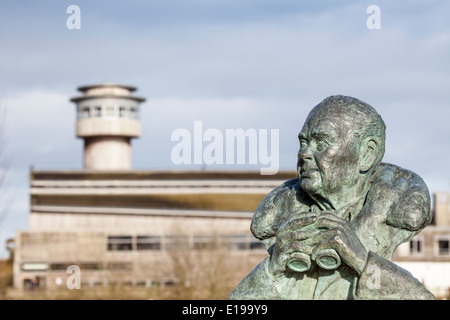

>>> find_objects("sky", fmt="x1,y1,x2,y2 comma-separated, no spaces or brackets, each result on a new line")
0,0,449,258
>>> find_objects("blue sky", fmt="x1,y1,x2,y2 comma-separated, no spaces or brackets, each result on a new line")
0,0,449,257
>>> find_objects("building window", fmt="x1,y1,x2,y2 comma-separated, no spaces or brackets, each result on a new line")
106,262,133,271
77,104,139,119
193,235,217,250
164,235,190,251
129,106,139,119
119,106,126,117
78,106,90,119
137,236,161,250
437,239,450,255
94,106,102,117
409,237,423,255
107,236,132,251
106,234,266,252
80,263,101,270
50,263,73,271
21,262,49,272
222,234,248,250
250,239,265,250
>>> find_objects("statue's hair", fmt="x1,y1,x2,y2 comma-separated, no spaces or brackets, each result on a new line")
314,95,386,168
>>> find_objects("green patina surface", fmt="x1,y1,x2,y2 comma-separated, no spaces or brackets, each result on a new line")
229,95,434,300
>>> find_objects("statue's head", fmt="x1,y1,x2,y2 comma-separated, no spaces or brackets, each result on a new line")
297,95,386,209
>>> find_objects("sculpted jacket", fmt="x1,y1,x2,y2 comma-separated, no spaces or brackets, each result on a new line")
229,163,434,300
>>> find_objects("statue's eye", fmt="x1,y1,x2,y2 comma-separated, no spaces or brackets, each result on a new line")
300,139,308,149
316,139,327,151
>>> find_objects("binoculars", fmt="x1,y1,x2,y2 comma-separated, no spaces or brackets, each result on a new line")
287,249,341,272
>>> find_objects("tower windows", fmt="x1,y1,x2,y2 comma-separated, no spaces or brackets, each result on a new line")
77,105,139,120
94,106,102,117
130,107,138,119
80,106,90,119
119,106,126,117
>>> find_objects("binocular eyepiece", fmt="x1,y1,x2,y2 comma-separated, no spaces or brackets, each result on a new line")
286,249,341,272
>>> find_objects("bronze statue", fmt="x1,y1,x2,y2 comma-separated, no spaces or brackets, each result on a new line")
229,95,434,299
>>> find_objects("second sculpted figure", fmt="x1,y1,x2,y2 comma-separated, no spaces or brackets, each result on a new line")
229,95,434,300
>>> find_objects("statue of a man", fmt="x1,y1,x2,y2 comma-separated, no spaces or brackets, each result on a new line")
229,95,434,300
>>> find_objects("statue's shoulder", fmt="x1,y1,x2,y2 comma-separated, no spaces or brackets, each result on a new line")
250,178,312,250
261,177,300,202
368,163,432,231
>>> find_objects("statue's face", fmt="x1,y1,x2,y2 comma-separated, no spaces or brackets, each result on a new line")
297,106,362,204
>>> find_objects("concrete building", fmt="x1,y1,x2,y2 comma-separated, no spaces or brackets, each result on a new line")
14,169,294,292
13,83,293,294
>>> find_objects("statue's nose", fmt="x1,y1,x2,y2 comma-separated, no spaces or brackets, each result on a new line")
298,147,313,161
297,149,313,171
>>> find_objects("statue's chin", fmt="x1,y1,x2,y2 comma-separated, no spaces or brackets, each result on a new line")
299,178,320,196
299,178,331,209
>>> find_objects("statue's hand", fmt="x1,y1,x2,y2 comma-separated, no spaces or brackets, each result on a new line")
312,213,368,275
268,212,319,278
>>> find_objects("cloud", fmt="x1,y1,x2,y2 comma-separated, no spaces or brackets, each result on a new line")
3,90,81,169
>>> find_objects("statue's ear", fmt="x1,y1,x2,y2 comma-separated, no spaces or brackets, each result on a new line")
360,138,378,172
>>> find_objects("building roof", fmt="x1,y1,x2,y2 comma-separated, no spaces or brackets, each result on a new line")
76,83,137,92
29,169,297,212
30,169,297,181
